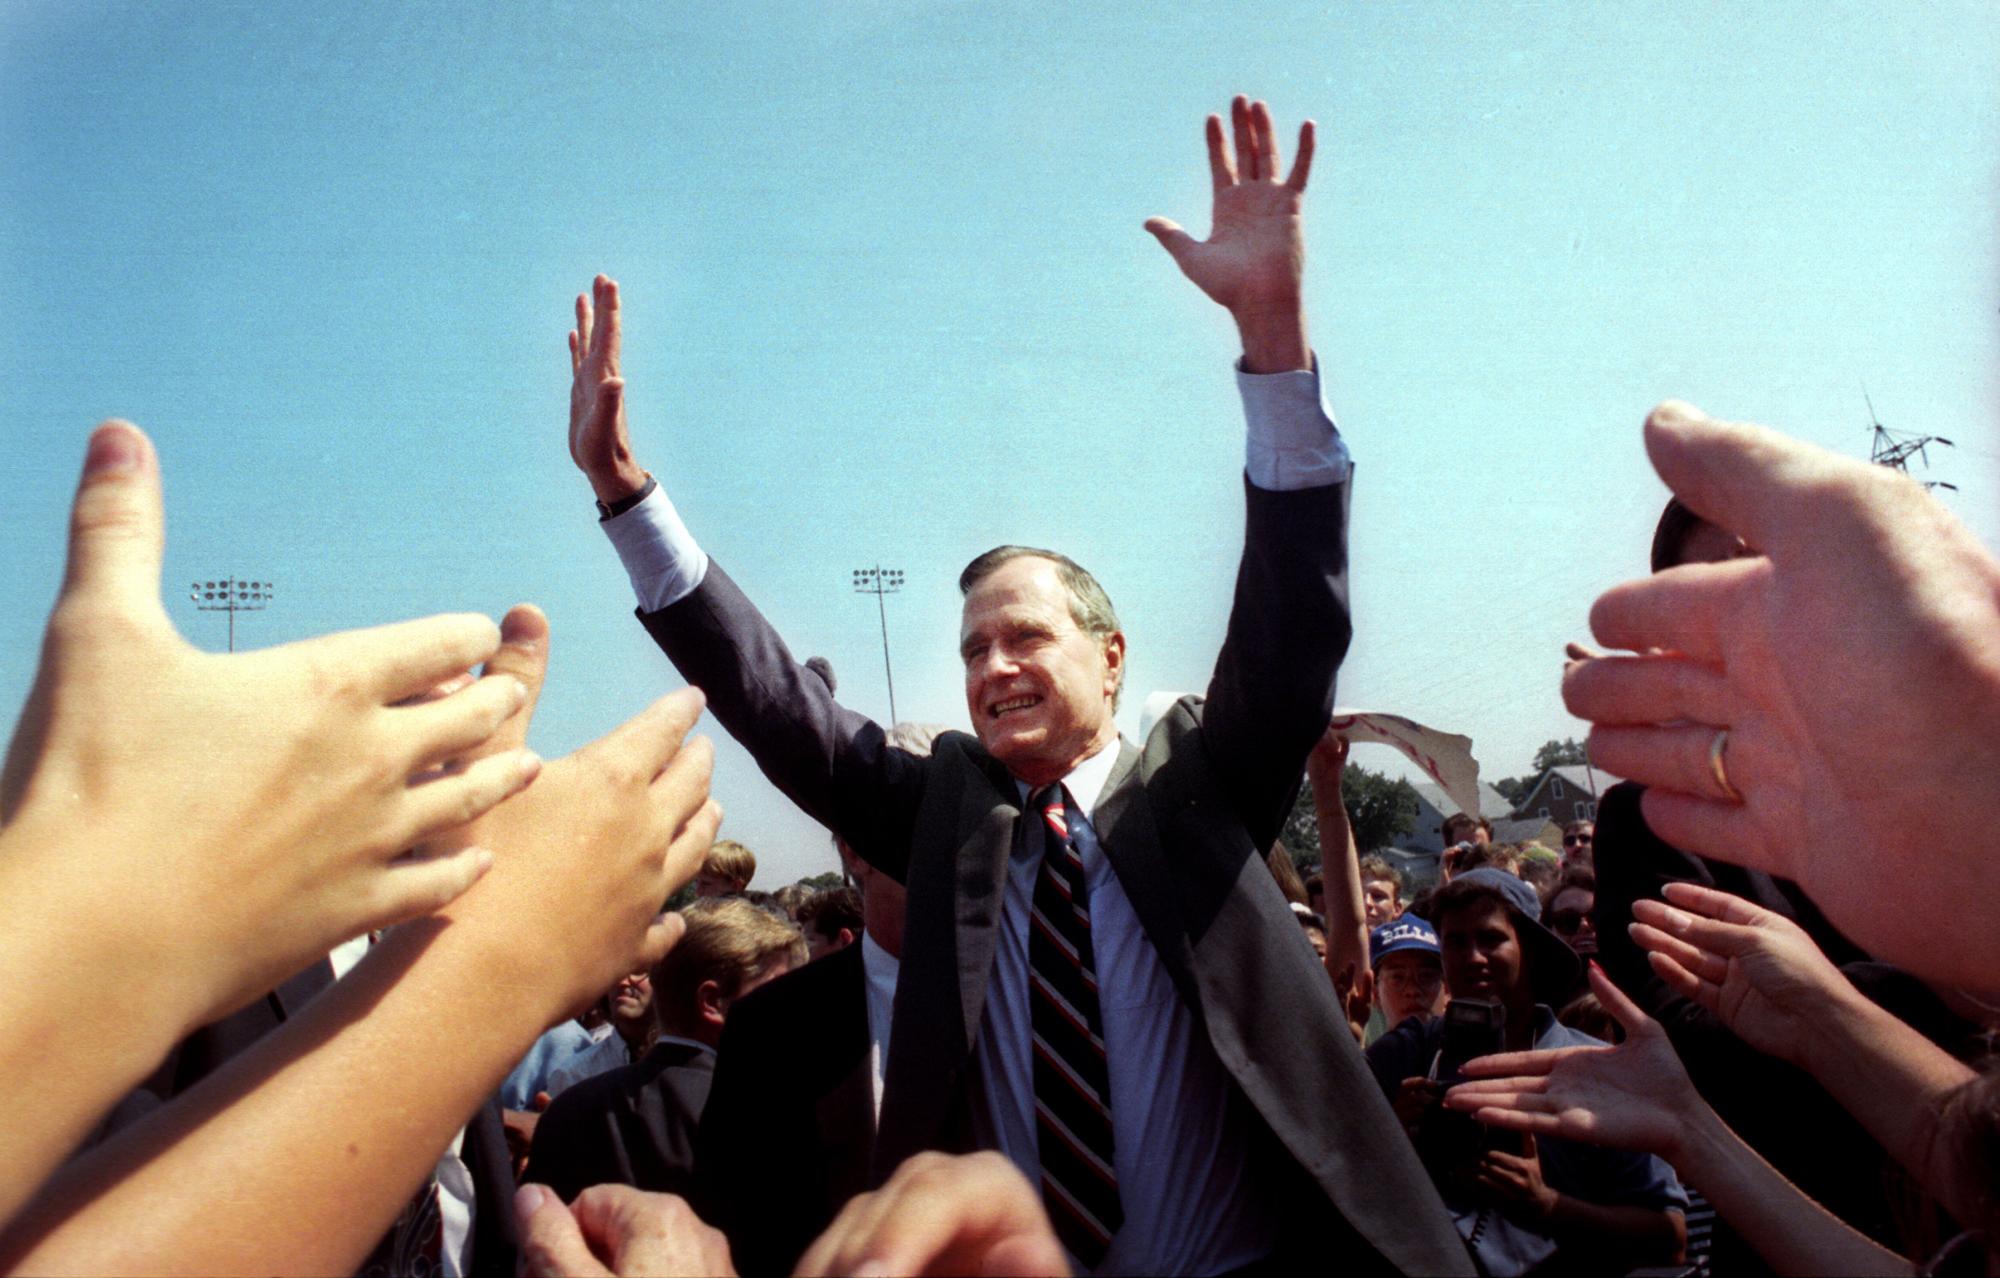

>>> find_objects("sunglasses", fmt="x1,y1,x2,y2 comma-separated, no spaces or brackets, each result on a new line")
1547,908,1591,933
1562,834,1592,845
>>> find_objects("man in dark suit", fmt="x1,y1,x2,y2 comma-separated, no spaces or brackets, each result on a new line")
697,817,913,1276
566,96,1468,1274
525,897,806,1205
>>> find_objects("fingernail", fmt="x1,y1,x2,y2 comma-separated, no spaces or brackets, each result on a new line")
507,676,529,707
473,849,495,877
84,424,142,477
517,750,543,782
851,1262,894,1278
513,1183,551,1221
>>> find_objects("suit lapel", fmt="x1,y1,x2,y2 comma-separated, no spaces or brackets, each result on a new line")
1089,742,1197,993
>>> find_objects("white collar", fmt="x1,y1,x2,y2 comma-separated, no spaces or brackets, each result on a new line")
1013,734,1124,816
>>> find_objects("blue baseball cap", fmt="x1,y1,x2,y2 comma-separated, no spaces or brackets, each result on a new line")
1369,913,1441,970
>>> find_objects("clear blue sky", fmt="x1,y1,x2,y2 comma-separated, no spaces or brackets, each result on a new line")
4,1,1995,885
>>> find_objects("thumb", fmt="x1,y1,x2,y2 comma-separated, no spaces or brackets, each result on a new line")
517,1184,612,1278
1520,1131,1538,1161
478,604,552,753
532,1091,552,1112
62,421,166,619
594,377,625,421
1143,217,1198,267
1641,400,1871,561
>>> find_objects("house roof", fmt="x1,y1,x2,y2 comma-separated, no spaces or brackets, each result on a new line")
1410,779,1515,821
1511,763,1621,817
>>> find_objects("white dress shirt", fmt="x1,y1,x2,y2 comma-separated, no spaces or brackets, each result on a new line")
860,932,900,1121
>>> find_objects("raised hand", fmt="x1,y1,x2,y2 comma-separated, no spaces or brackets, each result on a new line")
792,1151,1071,1278
0,422,538,1025
1444,965,1702,1162
568,275,649,506
516,1184,735,1278
1629,881,1847,1066
1146,96,1314,372
437,683,720,1022
1561,401,2000,989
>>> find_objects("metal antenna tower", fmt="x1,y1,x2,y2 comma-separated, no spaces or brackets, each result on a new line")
1864,392,1957,493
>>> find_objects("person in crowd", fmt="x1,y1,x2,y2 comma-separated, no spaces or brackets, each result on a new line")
524,899,805,1204
1367,868,1687,1274
1441,812,1491,849
1452,840,1521,880
694,840,757,898
1516,848,1560,905
696,804,918,1274
0,457,721,1277
1544,867,1596,958
771,882,814,921
1265,845,1310,906
565,96,1467,1273
547,971,660,1099
1368,913,1447,1042
1305,728,1372,1017
1559,820,1593,869
1358,855,1405,928
798,886,863,961
1293,904,1330,962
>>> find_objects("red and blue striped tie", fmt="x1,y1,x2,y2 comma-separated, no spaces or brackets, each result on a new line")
1026,784,1123,1267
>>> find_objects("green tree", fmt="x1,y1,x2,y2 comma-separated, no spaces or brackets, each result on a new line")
795,870,845,892
1279,762,1420,864
1492,775,1530,805
1532,737,1589,773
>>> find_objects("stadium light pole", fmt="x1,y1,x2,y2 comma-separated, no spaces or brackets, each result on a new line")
189,576,273,652
850,565,903,725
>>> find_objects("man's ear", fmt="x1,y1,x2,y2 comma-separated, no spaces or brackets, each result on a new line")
1101,630,1127,698
696,978,728,1029
839,927,857,949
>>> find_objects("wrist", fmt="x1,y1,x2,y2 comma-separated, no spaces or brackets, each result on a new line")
1232,299,1310,374
587,455,650,508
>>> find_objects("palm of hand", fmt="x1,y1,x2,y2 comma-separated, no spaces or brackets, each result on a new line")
1706,921,1830,1059
1537,1030,1693,1156
569,350,621,473
1178,183,1304,311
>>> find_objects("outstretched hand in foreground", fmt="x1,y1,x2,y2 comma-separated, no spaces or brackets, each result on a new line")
0,422,536,1226
1560,401,2000,991
1146,95,1314,373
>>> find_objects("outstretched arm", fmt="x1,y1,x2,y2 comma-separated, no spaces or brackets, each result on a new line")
1306,729,1370,1015
1633,881,1978,1221
1148,97,1353,847
1446,966,1908,1277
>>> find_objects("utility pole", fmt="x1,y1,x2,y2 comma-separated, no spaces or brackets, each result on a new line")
850,566,903,725
190,576,273,651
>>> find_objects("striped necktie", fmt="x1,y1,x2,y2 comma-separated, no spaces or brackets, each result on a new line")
1026,784,1123,1267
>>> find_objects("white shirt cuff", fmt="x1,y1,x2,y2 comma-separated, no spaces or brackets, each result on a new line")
601,485,710,612
1237,356,1351,490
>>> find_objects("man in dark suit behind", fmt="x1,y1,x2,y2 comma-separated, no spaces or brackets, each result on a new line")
525,897,805,1205
567,97,1469,1274
697,814,913,1276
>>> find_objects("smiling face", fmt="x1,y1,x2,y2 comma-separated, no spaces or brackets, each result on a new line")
959,555,1124,786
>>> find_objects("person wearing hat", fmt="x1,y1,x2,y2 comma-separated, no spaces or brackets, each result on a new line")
1367,913,1448,1044
1363,867,1690,1275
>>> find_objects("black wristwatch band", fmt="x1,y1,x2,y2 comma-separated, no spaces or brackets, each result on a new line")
595,474,657,522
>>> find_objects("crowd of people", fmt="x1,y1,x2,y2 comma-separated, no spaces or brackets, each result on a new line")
0,93,1995,1277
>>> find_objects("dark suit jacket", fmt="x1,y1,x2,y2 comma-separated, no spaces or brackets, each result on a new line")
639,477,1472,1274
525,1039,714,1205
1593,780,1973,1261
83,959,521,1277
694,942,875,1277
